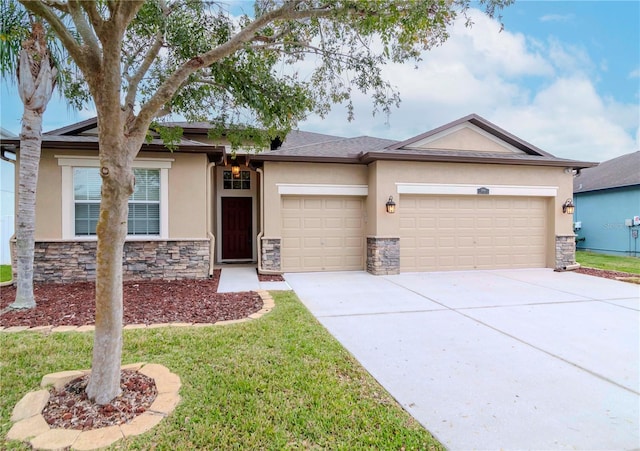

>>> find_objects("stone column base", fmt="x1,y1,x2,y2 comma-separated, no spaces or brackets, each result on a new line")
367,237,400,275
555,235,576,270
261,238,281,272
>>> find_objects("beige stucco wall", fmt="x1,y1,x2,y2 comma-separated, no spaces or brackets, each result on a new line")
34,150,63,239
30,149,208,240
413,127,515,153
370,160,575,268
262,162,368,236
162,152,208,238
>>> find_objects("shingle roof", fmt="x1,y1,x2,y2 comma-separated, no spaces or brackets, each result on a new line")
0,127,17,138
0,133,219,153
574,151,640,193
0,114,596,169
262,132,397,159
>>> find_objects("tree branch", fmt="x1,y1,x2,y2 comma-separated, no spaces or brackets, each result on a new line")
112,0,144,32
79,1,104,31
41,0,69,13
66,1,101,56
134,3,334,137
124,31,164,107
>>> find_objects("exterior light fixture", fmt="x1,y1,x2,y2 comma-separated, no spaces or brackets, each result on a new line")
385,196,396,214
562,198,575,214
231,160,240,178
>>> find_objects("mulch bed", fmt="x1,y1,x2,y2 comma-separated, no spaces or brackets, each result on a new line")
2,269,267,435
42,370,157,430
0,269,263,328
256,270,285,282
575,267,640,283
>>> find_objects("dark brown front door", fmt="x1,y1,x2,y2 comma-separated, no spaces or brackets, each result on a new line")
221,197,252,260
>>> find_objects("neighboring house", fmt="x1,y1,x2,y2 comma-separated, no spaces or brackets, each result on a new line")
573,151,640,257
0,127,17,265
0,114,594,283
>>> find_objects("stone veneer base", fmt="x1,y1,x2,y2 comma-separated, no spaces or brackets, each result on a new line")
366,237,400,275
12,240,210,284
555,235,577,270
260,238,282,272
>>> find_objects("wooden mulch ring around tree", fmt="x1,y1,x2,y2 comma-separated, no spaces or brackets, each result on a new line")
42,370,158,430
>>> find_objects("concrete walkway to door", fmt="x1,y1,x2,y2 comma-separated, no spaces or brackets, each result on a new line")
285,269,640,450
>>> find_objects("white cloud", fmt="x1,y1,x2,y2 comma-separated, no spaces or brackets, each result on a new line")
299,8,638,162
629,67,640,78
493,77,638,161
539,14,574,23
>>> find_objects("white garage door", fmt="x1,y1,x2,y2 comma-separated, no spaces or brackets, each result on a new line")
400,195,547,271
281,196,365,271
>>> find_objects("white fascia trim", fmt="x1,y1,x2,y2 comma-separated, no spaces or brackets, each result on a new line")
396,183,558,197
56,155,174,169
277,184,368,196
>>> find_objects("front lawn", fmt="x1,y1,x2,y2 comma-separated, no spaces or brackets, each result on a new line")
0,291,442,450
0,265,11,283
576,251,640,275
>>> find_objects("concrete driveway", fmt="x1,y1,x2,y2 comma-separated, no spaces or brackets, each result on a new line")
285,269,640,450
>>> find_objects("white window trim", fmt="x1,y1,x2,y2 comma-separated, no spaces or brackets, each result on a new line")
277,184,368,196
395,183,558,197
56,156,173,240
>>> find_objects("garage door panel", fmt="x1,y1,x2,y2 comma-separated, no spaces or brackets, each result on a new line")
282,196,365,272
401,195,547,271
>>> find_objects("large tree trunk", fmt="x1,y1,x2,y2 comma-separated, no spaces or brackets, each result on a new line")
11,23,56,310
85,134,136,404
12,109,42,309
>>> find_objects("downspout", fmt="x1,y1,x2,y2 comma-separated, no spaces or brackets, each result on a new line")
256,168,264,273
256,168,281,274
206,162,216,277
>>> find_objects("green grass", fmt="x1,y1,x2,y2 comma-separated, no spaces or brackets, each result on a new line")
0,265,11,283
576,251,640,274
1,291,442,450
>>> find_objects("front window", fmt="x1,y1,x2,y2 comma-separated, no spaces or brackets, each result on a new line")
73,168,160,236
223,170,251,190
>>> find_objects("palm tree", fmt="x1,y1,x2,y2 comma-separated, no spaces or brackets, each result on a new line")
0,2,82,308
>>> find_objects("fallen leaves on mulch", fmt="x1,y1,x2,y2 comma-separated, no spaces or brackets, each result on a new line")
0,270,263,327
575,267,640,284
43,370,157,430
256,270,285,282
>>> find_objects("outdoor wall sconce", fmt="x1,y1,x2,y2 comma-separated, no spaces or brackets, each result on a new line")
562,198,575,214
385,196,396,214
231,160,240,178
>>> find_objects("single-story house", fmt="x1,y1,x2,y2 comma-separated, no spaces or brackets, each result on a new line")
573,151,640,256
0,114,595,283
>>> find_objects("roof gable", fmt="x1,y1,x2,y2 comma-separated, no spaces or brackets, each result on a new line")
400,122,525,154
386,113,551,157
45,117,98,136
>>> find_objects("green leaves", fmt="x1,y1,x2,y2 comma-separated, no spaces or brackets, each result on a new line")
17,0,511,149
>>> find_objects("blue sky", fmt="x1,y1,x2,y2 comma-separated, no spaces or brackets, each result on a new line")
1,0,638,165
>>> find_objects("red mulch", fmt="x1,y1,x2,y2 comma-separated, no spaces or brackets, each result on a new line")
0,270,263,328
575,267,640,283
42,370,157,430
256,270,285,282
2,269,266,436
